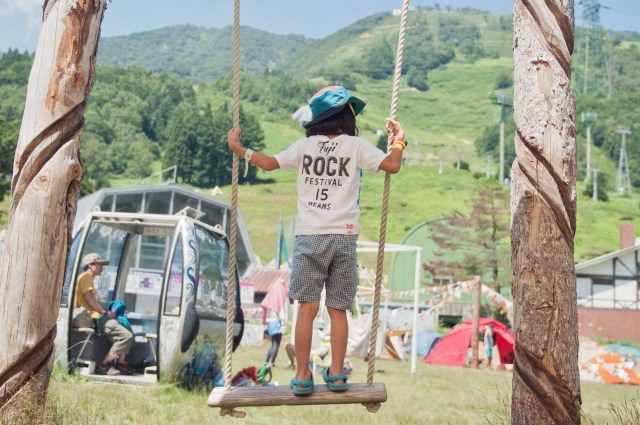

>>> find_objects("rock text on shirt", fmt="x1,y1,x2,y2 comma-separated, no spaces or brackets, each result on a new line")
300,139,353,212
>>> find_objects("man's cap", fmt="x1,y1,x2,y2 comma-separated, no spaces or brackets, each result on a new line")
304,85,366,128
82,253,110,267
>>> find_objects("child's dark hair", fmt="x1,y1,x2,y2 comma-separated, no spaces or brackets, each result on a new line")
306,105,360,137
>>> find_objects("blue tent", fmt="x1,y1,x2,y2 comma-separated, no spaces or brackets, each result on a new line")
409,330,442,357
605,344,640,360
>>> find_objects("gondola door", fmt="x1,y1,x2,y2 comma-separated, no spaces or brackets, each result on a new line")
162,218,241,388
157,218,200,381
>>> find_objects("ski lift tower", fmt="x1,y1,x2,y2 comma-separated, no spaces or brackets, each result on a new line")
581,112,597,182
592,166,600,201
615,128,632,195
580,0,608,94
455,147,463,170
485,155,493,180
490,91,513,184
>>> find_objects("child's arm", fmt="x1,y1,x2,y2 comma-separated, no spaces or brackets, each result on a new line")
378,118,405,174
227,128,280,171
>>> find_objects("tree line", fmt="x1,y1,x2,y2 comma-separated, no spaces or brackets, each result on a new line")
0,8,519,205
1,12,639,206
0,50,318,201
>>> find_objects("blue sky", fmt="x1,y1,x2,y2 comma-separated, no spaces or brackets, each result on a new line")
0,0,638,53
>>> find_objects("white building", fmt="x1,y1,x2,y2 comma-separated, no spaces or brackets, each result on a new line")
575,221,640,342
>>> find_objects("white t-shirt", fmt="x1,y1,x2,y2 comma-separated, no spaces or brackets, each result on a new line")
274,135,388,235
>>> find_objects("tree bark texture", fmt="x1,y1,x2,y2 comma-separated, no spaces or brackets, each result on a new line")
511,1,581,424
0,0,106,417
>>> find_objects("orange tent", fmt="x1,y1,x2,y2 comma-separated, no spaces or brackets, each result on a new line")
581,353,640,385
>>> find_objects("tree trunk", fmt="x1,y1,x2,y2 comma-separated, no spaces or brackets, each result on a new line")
0,0,106,418
511,1,581,424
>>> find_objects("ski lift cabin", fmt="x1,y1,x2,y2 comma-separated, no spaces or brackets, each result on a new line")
55,207,244,386
71,184,255,275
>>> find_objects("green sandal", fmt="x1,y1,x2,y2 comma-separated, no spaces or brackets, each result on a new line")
322,368,349,392
290,373,314,396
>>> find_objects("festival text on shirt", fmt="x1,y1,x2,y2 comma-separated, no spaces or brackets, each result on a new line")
301,140,352,211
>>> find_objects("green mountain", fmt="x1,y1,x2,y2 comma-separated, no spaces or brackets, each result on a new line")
98,24,312,82
97,9,515,83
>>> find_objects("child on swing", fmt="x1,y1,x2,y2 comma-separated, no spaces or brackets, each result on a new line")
227,85,405,395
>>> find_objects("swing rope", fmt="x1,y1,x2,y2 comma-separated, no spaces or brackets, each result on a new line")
221,0,409,412
365,0,410,403
223,0,241,394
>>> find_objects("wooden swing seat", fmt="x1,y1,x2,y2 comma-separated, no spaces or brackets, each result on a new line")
208,382,387,409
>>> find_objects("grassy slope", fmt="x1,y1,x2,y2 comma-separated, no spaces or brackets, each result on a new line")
63,45,637,265
207,51,638,264
216,154,640,266
39,342,638,424
161,9,640,264
242,7,637,263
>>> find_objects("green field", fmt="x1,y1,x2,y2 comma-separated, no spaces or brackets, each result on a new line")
210,161,639,266
24,341,638,424
193,50,637,266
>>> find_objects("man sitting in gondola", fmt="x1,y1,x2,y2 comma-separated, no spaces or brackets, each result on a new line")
74,252,134,376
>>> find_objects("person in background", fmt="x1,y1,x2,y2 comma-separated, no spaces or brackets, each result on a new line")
262,306,285,366
74,253,134,376
285,342,297,370
285,318,330,371
261,278,288,366
484,323,495,369
227,85,405,395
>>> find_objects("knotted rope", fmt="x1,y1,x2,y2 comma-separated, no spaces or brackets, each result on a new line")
365,0,410,391
223,0,241,394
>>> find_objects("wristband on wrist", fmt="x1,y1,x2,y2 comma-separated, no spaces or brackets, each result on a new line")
391,141,406,151
244,148,254,177
390,135,407,146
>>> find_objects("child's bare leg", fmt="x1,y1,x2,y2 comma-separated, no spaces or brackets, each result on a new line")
327,306,348,384
294,301,319,383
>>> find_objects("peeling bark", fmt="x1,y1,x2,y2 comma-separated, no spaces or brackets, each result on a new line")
0,0,106,418
511,1,581,424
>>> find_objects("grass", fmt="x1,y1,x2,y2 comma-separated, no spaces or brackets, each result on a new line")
208,157,640,267
0,136,637,268
201,50,638,265
214,162,486,264
38,341,639,424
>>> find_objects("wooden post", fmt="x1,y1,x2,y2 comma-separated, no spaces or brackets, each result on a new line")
511,1,581,424
470,277,481,369
0,0,106,418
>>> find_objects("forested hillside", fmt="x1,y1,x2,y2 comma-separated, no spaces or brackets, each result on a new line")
1,7,640,264
98,25,312,82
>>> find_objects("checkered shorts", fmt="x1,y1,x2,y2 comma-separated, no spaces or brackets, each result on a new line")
288,234,358,311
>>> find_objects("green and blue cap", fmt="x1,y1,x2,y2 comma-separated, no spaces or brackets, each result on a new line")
304,85,366,128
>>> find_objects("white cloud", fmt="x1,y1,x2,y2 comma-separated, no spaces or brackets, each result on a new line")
0,0,42,27
0,0,43,51
1,0,40,12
